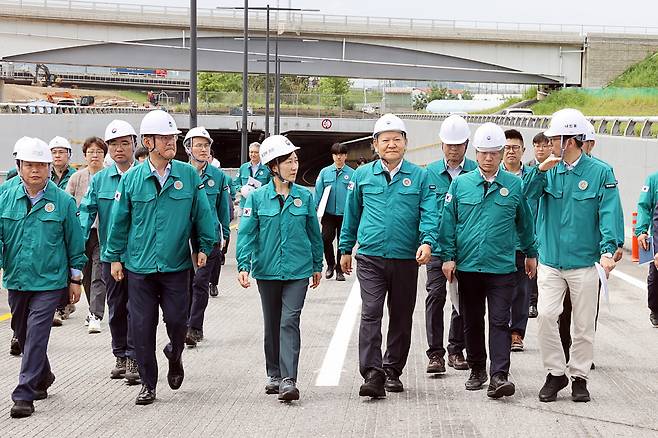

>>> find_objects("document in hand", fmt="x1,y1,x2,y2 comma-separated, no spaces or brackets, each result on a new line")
447,278,460,315
316,186,332,219
639,237,655,265
247,176,263,188
594,262,610,305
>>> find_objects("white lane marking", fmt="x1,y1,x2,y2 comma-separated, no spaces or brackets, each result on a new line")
611,269,646,291
315,279,361,387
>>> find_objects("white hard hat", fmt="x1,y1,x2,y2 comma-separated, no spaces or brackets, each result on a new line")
584,121,596,142
16,137,52,163
49,136,72,151
439,114,470,144
13,136,33,157
105,120,137,142
259,135,300,165
139,109,181,136
373,113,406,138
473,123,506,152
544,108,589,137
184,126,213,149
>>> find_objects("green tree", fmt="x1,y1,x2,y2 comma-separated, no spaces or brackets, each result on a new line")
427,86,448,101
198,72,242,93
462,90,474,100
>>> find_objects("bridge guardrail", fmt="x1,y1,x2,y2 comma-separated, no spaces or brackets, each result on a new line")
397,114,658,139
3,0,658,37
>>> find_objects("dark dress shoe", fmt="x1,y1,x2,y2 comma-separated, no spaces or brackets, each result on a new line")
426,353,446,374
465,367,488,390
9,336,21,356
209,284,219,297
185,329,198,347
359,369,386,398
651,311,658,328
487,373,515,399
447,353,469,370
538,373,569,402
528,305,538,318
571,377,590,402
384,369,404,392
10,400,34,418
135,385,156,405
325,267,334,279
335,272,346,281
34,372,55,399
167,357,184,390
278,378,300,401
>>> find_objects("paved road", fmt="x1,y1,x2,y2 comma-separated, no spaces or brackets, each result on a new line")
1,240,658,437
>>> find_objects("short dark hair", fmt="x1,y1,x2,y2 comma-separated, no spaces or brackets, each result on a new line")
330,143,347,154
82,137,107,155
134,146,149,160
533,132,549,144
504,129,524,145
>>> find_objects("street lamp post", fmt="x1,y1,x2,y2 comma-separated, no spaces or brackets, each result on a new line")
241,0,249,164
190,0,198,128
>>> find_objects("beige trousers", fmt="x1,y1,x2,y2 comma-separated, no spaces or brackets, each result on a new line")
537,263,599,380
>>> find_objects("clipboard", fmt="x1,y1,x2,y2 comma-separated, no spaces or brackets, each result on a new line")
247,176,262,189
639,237,655,265
316,186,332,219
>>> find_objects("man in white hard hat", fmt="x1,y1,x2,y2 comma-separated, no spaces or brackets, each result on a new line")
423,114,476,375
232,142,271,214
340,114,438,398
3,136,33,182
182,127,231,346
79,119,140,384
525,108,622,403
104,110,216,405
439,122,537,399
0,137,86,418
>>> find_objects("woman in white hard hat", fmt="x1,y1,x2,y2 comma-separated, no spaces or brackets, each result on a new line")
0,137,86,418
66,137,108,335
183,127,231,346
79,119,140,385
236,135,323,402
439,122,537,400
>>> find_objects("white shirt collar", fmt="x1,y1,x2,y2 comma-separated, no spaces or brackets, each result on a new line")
380,159,404,179
478,167,499,183
148,159,171,174
444,158,465,171
564,153,583,171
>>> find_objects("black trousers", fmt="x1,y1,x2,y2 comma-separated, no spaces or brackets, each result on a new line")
126,269,189,390
529,276,539,308
356,255,418,378
188,245,223,330
102,262,134,359
458,271,516,377
648,263,658,313
425,256,464,358
320,213,343,274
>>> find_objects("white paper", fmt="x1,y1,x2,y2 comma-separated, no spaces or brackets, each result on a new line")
247,176,262,189
447,278,460,315
594,262,610,305
316,186,332,219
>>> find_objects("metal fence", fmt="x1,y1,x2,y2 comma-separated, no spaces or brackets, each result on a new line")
398,114,658,138
3,0,658,36
0,103,151,114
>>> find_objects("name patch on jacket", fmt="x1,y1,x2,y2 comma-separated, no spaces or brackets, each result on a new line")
605,183,617,189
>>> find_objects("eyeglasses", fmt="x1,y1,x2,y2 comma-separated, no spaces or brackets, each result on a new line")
192,144,211,150
86,150,105,156
504,145,522,151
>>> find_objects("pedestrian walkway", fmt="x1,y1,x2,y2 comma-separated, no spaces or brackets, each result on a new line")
1,240,658,437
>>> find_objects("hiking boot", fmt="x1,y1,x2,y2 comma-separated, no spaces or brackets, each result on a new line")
52,310,64,327
325,267,335,279
487,372,515,399
185,329,198,347
571,377,590,402
650,312,658,328
62,304,76,319
265,376,281,394
465,367,488,390
538,373,569,402
359,369,385,398
9,336,21,356
10,400,34,418
209,284,219,297
528,305,538,318
426,353,446,374
336,272,346,281
511,332,524,352
110,357,127,379
448,352,469,370
278,378,300,401
384,369,404,392
125,358,140,386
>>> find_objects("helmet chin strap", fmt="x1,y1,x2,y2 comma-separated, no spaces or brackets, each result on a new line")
147,135,171,161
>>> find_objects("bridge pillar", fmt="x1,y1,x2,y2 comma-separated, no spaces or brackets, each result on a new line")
0,79,4,102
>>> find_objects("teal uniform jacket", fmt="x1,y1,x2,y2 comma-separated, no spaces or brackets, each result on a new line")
339,160,438,260
314,163,355,216
426,158,478,256
5,168,18,180
0,180,87,291
524,153,621,270
79,164,130,263
0,171,21,196
52,165,76,190
236,181,323,280
439,169,537,274
232,162,272,208
589,154,624,246
198,163,231,243
500,162,532,252
636,170,658,236
104,160,216,274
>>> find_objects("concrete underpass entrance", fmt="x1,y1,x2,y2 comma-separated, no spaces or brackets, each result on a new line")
177,128,373,186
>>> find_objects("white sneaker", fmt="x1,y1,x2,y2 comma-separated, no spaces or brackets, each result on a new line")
84,313,92,327
88,315,101,334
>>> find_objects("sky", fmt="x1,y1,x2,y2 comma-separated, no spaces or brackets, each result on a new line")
113,0,658,29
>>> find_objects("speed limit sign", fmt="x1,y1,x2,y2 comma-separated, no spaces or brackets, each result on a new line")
321,118,332,130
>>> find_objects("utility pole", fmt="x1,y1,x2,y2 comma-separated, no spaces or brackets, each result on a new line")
190,0,198,128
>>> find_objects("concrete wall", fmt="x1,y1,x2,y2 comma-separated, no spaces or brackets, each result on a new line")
406,119,658,243
583,33,658,87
